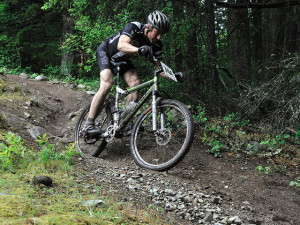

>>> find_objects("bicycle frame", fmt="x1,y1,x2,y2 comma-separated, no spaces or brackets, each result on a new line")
113,68,163,132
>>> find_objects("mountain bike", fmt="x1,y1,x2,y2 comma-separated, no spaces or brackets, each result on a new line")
74,58,194,171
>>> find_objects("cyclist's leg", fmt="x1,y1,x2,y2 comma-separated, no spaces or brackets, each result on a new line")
84,69,113,134
84,45,113,134
89,69,113,119
122,68,141,136
123,68,141,105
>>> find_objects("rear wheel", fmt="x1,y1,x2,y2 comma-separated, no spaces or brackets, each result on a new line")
74,103,112,157
130,99,194,171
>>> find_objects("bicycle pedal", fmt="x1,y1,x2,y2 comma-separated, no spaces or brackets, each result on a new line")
84,138,98,145
83,131,100,144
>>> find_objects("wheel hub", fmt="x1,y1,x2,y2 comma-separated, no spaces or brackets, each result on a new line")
156,128,171,146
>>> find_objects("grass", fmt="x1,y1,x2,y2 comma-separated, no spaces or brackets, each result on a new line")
0,168,169,224
0,132,171,225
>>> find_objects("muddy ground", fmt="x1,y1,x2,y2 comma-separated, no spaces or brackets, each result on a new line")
1,73,299,225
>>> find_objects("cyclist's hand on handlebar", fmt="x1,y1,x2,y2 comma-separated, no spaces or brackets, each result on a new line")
138,46,153,60
175,72,185,83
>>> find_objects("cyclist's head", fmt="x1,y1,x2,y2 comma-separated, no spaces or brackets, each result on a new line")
147,10,170,34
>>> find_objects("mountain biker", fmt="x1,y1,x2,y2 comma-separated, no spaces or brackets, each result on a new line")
84,10,184,135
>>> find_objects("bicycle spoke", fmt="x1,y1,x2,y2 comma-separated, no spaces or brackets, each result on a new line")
131,100,194,170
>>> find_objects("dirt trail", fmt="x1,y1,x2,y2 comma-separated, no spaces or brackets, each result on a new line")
2,74,299,225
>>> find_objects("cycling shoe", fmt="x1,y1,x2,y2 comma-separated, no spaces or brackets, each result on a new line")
83,124,103,136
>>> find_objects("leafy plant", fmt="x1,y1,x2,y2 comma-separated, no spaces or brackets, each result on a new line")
207,137,223,157
41,65,61,78
289,177,300,187
224,113,249,127
256,165,270,175
63,142,81,165
36,134,80,169
36,133,58,168
193,105,207,123
260,133,291,151
0,132,26,170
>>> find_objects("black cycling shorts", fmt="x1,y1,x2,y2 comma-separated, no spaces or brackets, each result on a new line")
96,42,135,76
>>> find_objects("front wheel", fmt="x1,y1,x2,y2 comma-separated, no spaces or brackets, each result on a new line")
130,99,194,171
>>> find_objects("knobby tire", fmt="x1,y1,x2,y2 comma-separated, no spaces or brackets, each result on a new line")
130,99,194,171
74,104,110,157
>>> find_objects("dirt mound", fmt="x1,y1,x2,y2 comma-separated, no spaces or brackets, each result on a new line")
1,73,299,225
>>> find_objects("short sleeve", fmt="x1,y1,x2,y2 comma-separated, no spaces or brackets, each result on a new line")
121,22,142,39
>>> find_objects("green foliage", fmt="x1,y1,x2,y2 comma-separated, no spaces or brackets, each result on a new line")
0,0,61,72
194,106,299,166
36,134,80,169
202,131,223,157
256,165,270,175
289,177,300,188
41,65,61,77
260,134,290,150
65,3,131,74
0,34,20,69
36,133,57,168
223,113,249,127
63,142,80,165
193,105,208,123
195,106,249,157
0,132,25,171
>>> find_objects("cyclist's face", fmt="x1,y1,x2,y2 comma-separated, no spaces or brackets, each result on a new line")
147,28,162,43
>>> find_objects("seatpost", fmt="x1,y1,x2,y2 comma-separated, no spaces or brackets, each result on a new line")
116,66,120,85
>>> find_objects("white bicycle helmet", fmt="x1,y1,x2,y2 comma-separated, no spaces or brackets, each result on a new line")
147,10,170,34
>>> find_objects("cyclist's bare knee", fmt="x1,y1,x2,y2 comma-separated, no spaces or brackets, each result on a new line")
124,69,141,88
99,69,113,92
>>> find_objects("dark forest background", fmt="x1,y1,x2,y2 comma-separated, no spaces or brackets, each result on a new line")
1,0,299,128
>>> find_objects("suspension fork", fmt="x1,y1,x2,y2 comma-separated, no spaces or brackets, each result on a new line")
152,74,163,131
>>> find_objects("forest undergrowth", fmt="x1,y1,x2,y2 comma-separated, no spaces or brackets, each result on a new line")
193,105,299,184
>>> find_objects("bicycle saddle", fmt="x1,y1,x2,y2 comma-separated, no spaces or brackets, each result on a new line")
110,60,127,68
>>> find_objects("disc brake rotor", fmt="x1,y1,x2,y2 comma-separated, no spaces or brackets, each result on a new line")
156,128,172,146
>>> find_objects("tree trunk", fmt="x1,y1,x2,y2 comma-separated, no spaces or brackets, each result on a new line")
205,0,219,92
285,6,299,53
253,0,263,63
273,7,286,59
173,0,184,71
60,11,74,77
187,0,203,94
235,0,251,81
226,0,238,78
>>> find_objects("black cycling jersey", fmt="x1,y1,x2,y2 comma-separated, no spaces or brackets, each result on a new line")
96,22,163,74
103,22,163,61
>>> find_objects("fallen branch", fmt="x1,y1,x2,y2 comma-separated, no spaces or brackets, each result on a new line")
285,127,298,135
